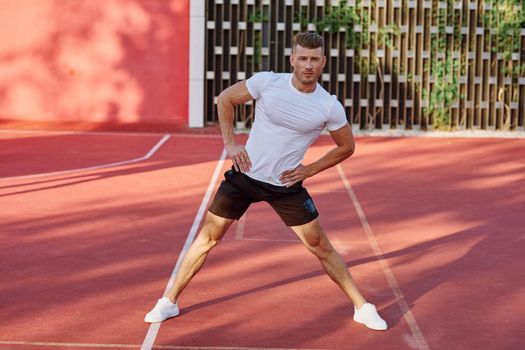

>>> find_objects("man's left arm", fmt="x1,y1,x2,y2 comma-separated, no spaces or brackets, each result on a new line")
279,123,355,187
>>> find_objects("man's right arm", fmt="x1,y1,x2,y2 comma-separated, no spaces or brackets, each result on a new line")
217,80,254,172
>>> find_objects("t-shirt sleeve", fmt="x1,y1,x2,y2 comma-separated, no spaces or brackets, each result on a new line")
326,99,349,131
245,71,273,99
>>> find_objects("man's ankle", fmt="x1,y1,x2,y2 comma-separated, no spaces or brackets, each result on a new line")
354,299,366,309
166,296,177,304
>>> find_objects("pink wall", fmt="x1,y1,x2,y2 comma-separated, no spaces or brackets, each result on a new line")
0,0,189,130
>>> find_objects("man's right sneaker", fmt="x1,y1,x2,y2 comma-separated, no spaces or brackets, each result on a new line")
353,303,388,331
144,297,180,323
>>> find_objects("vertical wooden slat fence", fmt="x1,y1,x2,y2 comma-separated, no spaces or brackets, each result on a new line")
204,0,525,132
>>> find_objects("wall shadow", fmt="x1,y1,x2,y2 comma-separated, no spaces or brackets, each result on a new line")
0,0,189,130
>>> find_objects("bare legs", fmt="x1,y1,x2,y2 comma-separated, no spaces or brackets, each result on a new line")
291,218,366,308
164,212,365,309
165,211,233,303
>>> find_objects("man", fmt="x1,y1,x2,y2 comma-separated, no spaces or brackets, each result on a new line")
145,32,387,331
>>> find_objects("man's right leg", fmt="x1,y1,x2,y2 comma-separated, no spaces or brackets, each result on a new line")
166,211,234,303
145,211,233,323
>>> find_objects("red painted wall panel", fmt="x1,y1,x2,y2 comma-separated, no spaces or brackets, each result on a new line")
0,0,189,130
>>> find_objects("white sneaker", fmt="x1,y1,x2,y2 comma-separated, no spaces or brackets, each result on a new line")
144,297,180,323
353,303,388,331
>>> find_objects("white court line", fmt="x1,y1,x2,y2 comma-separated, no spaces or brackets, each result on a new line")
0,341,137,349
0,129,160,137
0,129,222,138
0,134,170,181
336,164,430,350
141,149,227,350
0,340,323,350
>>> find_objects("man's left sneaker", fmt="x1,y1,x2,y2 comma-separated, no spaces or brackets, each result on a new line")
144,297,180,323
353,303,388,330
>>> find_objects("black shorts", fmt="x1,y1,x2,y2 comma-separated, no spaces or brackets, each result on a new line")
208,168,319,226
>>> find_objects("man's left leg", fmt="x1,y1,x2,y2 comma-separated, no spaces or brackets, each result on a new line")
291,218,387,330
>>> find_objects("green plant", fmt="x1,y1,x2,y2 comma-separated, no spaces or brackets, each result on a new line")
253,32,262,69
425,1,465,130
377,23,400,49
315,2,399,129
293,7,309,32
482,0,525,130
246,0,523,132
423,57,464,130
315,1,360,49
247,9,269,68
248,9,269,24
486,0,525,78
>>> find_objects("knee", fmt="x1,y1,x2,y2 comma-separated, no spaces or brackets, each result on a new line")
196,217,229,250
198,226,220,249
303,230,321,248
202,236,220,251
195,231,220,252
304,232,333,258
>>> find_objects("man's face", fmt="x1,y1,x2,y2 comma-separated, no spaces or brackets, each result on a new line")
290,44,326,85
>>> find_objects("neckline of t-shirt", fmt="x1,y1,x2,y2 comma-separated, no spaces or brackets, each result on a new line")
288,74,318,96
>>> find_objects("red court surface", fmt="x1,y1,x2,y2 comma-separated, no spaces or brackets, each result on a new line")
1,130,524,350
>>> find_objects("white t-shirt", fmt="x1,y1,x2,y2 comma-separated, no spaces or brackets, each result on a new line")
244,71,348,186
